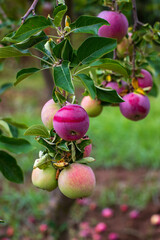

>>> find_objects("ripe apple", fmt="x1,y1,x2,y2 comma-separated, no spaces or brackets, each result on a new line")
95,222,107,233
106,80,128,95
41,99,60,130
58,163,96,199
97,11,128,42
53,104,89,141
81,96,103,117
31,164,58,191
137,69,153,92
150,214,160,226
120,92,150,121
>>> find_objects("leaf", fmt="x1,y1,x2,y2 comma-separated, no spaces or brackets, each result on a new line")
0,83,13,95
15,68,41,86
77,157,95,164
9,16,53,43
0,151,23,183
76,139,92,152
52,40,66,59
0,219,4,223
57,141,70,152
0,136,34,154
55,91,66,104
24,124,49,138
90,58,129,78
53,4,68,27
77,37,117,64
96,86,124,103
70,15,109,35
0,46,31,58
53,60,74,94
77,74,96,99
0,120,12,137
1,118,28,129
148,82,158,97
36,137,56,153
62,39,73,61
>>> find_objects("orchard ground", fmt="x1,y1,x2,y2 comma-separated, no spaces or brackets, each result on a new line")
0,65,160,239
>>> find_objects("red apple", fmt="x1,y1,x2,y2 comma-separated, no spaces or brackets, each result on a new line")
137,69,153,92
97,11,128,42
95,222,107,233
31,164,58,191
106,80,128,95
119,92,150,121
41,99,60,130
53,104,89,141
81,96,103,117
58,163,96,199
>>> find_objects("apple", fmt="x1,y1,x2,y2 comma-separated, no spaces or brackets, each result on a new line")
58,163,96,199
150,214,160,226
83,143,92,157
137,69,153,92
108,232,119,240
31,163,58,191
101,208,113,218
81,96,103,117
106,80,128,95
94,222,107,233
117,33,133,57
97,11,128,42
41,99,60,130
53,104,89,141
119,92,150,121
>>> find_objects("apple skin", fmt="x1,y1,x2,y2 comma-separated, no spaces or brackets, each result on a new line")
58,163,96,199
41,99,60,130
117,33,133,57
53,104,89,141
137,69,153,92
119,92,150,121
31,164,58,191
83,143,92,157
106,80,128,95
97,11,128,42
81,96,103,117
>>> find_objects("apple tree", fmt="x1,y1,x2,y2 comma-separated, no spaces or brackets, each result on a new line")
0,0,160,239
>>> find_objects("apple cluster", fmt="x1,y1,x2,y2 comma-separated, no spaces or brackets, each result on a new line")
32,100,96,199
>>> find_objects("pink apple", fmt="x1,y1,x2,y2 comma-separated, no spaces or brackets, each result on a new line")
119,92,150,121
58,163,96,199
106,80,128,95
150,214,160,226
129,210,140,219
137,69,153,92
101,208,113,218
95,222,107,233
31,164,58,191
97,11,128,42
108,232,119,240
39,223,48,233
81,96,103,117
41,99,60,129
53,104,89,141
120,204,128,212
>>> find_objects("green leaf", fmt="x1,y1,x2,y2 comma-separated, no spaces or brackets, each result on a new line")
9,16,53,43
52,40,66,59
15,68,41,86
62,39,73,61
77,37,117,64
1,118,28,129
24,124,49,138
90,58,129,78
55,91,66,104
36,137,56,153
96,86,124,103
57,141,70,152
0,151,23,183
0,136,34,154
53,4,67,27
0,46,31,58
76,139,92,152
0,83,13,95
70,15,109,35
77,157,95,164
53,60,74,94
0,219,4,223
77,74,96,99
0,120,12,137
148,82,158,97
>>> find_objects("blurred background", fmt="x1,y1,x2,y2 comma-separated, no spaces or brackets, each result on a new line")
0,0,160,240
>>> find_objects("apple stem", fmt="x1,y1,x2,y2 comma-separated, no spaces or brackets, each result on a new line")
21,0,39,24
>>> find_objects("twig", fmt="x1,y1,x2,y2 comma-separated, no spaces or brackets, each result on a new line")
21,0,39,24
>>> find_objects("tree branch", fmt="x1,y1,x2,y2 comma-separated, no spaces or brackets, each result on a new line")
21,0,39,24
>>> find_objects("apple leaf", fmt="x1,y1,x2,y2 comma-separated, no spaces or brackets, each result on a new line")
15,68,41,86
77,37,117,64
24,124,50,138
0,151,23,183
0,83,13,95
77,157,95,164
77,74,96,99
70,15,109,34
0,120,12,137
1,118,28,129
53,4,67,27
0,46,31,58
96,86,124,103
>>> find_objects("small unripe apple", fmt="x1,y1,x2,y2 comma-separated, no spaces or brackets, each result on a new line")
150,214,160,226
137,69,153,92
81,96,103,117
31,164,58,191
117,33,133,58
53,104,89,141
97,11,128,42
119,92,150,121
58,163,96,199
106,80,128,95
41,99,60,130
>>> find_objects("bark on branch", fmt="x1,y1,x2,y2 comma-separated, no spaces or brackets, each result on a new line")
21,0,39,24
